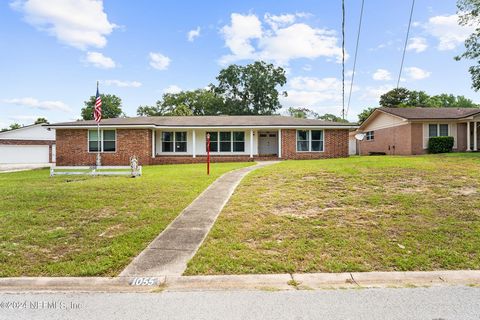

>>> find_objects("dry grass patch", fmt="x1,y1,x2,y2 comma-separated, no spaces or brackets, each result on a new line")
186,154,480,275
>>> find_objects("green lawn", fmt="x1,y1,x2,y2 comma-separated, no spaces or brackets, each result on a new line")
185,153,480,275
0,162,251,277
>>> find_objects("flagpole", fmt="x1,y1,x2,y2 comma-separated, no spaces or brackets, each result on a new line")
96,81,101,167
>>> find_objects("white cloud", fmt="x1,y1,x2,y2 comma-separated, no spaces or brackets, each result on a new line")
281,76,357,110
405,67,431,80
360,84,395,101
407,37,428,53
2,97,72,112
264,13,296,29
424,14,474,50
220,13,262,61
85,51,115,69
220,13,344,65
8,115,39,123
187,26,201,42
163,85,182,94
149,52,171,70
10,0,117,50
372,69,392,81
103,80,142,88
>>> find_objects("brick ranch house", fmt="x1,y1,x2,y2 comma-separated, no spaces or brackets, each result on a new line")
46,115,357,166
356,107,480,155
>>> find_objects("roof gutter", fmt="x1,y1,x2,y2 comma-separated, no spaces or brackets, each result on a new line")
46,124,359,130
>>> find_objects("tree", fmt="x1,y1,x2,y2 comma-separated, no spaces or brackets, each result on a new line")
379,88,412,107
162,89,225,115
137,89,225,116
456,0,480,91
379,88,478,108
358,107,377,124
211,61,287,115
287,107,318,119
317,113,349,123
34,117,49,124
81,94,124,120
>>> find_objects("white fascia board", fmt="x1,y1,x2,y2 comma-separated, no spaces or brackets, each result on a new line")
46,124,358,130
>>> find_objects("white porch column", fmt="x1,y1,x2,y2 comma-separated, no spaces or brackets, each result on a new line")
467,122,472,151
151,129,155,158
192,129,196,158
250,129,254,158
474,122,478,151
278,129,282,158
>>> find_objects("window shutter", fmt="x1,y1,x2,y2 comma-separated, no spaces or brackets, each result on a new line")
422,123,429,149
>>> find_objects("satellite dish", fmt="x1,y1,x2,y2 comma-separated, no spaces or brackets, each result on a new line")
355,133,366,141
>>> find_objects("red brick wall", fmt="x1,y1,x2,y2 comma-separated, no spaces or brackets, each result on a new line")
359,124,413,155
281,129,349,159
56,129,152,166
152,155,254,165
410,123,426,155
0,139,55,162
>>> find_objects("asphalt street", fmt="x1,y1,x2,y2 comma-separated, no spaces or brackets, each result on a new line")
1,286,480,320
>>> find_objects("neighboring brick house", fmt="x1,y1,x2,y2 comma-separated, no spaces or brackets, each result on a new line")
46,116,357,166
0,124,56,164
356,107,480,155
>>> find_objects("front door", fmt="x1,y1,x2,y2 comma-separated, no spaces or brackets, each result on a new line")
258,131,278,155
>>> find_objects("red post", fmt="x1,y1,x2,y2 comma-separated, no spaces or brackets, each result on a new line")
206,133,210,175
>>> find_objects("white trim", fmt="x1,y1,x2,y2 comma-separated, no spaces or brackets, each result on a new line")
205,130,246,153
278,129,282,158
48,124,357,130
87,129,116,153
295,129,325,153
422,123,456,150
192,129,196,158
475,121,478,151
160,131,188,153
151,129,155,158
467,122,471,151
250,129,253,158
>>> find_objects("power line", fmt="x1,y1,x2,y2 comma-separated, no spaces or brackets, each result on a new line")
397,0,416,88
346,0,365,118
341,0,346,119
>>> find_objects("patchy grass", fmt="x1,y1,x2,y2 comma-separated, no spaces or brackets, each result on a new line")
0,162,251,277
185,154,480,275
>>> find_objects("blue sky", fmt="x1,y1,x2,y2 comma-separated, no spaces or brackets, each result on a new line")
0,0,477,127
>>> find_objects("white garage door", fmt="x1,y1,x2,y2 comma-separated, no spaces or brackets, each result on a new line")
0,145,49,164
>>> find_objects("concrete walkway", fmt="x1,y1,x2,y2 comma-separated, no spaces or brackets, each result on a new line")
0,163,51,173
119,161,278,277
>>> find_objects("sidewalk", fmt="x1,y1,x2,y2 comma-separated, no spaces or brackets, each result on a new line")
119,161,279,277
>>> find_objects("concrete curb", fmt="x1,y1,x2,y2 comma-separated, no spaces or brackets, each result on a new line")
1,271,480,292
0,277,166,292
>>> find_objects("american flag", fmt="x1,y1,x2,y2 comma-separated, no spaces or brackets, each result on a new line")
94,83,102,123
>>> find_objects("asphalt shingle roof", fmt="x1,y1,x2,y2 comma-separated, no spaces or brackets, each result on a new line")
380,107,480,120
47,115,356,127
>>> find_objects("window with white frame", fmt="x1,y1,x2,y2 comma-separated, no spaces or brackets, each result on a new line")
366,131,374,141
296,130,324,152
206,131,245,152
428,124,449,137
162,131,187,152
88,129,116,152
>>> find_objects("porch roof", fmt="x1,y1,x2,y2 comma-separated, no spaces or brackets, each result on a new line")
46,115,358,129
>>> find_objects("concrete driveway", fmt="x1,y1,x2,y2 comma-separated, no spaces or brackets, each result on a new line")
0,163,52,173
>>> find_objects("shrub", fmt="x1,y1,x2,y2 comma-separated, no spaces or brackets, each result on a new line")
428,136,454,154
